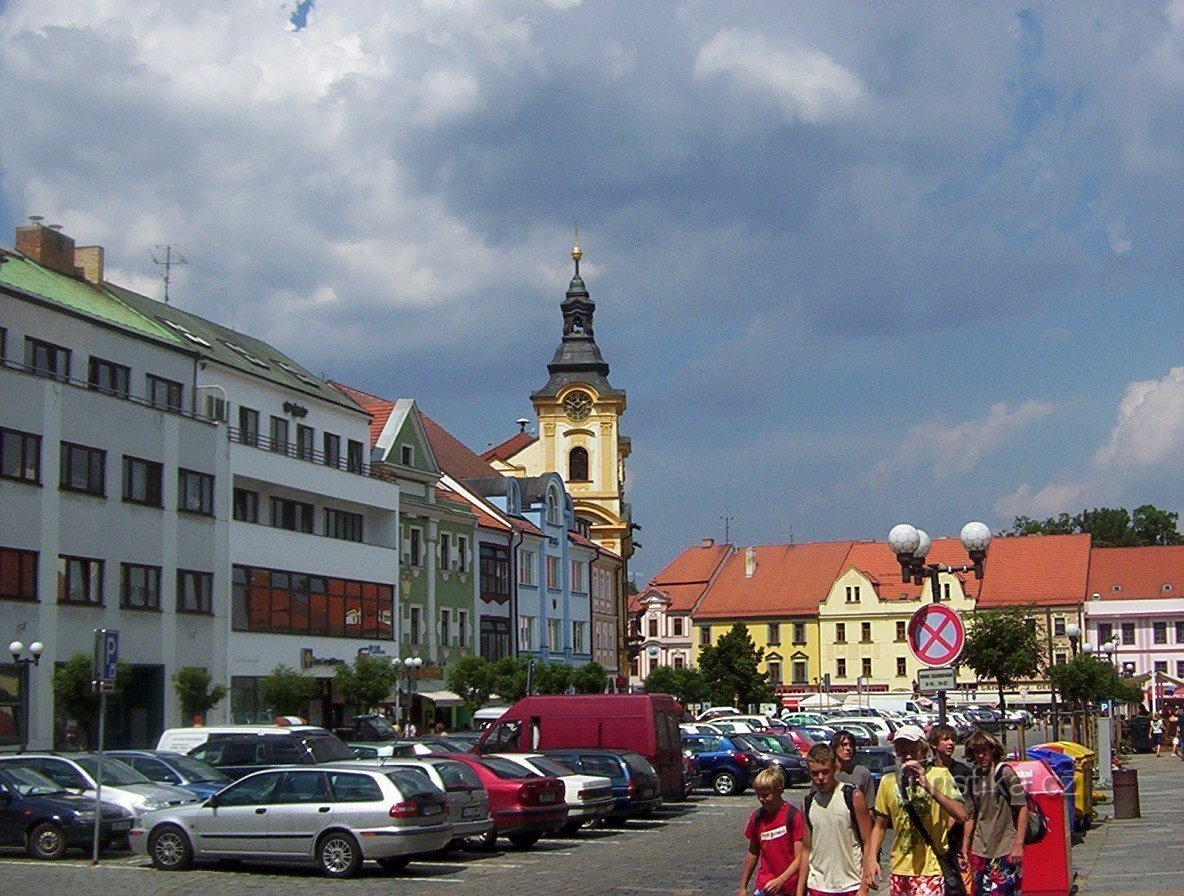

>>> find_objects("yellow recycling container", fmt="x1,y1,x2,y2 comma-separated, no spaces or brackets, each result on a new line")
1038,740,1096,830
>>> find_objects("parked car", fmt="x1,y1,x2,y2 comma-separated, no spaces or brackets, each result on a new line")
107,750,231,800
789,724,840,745
494,753,614,833
961,708,1004,733
779,728,815,754
412,736,470,754
826,722,878,747
180,727,356,779
680,722,722,735
377,756,493,846
0,765,133,858
732,733,808,786
712,714,785,732
130,765,452,877
695,706,742,722
708,719,756,736
440,752,568,849
333,713,400,742
543,748,662,821
1123,714,1154,753
833,716,895,746
681,733,760,796
347,742,419,760
853,747,897,788
441,731,483,748
0,754,197,823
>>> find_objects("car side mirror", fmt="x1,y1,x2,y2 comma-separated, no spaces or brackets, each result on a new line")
205,794,222,809
0,786,12,802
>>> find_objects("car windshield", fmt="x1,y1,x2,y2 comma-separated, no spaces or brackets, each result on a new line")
478,756,539,779
525,756,574,777
366,716,398,738
169,755,230,783
856,751,895,773
622,752,656,776
744,734,787,754
74,756,151,786
2,767,67,796
307,734,355,762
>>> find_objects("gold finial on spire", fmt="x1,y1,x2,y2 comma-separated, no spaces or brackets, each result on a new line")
572,222,582,273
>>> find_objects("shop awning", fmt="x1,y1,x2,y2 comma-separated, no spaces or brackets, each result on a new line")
416,688,465,707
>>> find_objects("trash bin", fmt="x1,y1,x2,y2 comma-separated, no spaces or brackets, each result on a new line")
1112,767,1140,819
1034,741,1096,831
1008,759,1074,896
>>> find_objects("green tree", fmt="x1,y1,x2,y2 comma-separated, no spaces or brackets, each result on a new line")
534,661,574,695
1004,504,1182,546
1132,504,1184,546
173,667,227,724
53,653,133,748
449,655,496,712
258,664,320,717
334,654,400,714
1048,655,1144,706
571,662,608,694
698,623,772,709
961,606,1045,713
644,665,710,707
491,657,531,703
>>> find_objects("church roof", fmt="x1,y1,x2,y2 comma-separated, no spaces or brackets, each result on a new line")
482,430,537,463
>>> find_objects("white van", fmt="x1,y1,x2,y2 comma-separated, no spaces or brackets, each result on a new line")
157,724,332,754
472,705,510,731
844,693,931,716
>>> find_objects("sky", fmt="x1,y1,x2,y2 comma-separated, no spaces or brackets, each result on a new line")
1,1,1181,584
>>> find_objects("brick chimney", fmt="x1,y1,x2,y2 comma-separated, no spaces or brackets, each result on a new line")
745,546,757,578
15,221,82,278
700,538,715,549
74,246,105,284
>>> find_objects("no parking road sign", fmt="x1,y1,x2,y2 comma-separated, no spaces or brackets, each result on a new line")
908,604,965,668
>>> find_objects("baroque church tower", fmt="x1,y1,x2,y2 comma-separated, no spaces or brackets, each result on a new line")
484,243,635,563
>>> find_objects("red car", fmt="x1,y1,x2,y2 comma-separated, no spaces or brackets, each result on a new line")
441,753,568,849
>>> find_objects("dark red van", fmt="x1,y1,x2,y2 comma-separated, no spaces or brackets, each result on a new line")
474,694,685,801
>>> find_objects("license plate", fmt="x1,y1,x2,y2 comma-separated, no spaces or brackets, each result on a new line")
462,805,482,818
539,792,557,803
111,821,132,831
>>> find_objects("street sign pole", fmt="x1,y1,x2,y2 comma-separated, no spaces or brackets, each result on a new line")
92,629,118,865
908,582,967,726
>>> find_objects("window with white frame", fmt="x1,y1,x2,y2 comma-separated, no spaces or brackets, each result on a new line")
440,608,451,646
409,606,423,645
546,555,561,589
570,560,585,592
792,660,808,684
672,617,684,637
458,610,469,647
519,549,536,585
673,654,685,670
1121,622,1135,645
1054,616,1066,636
547,618,561,651
519,615,535,650
1153,621,1167,644
457,536,469,573
409,527,423,566
767,661,782,685
440,533,451,570
572,621,587,654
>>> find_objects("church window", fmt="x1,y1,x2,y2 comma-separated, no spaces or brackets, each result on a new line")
569,447,589,482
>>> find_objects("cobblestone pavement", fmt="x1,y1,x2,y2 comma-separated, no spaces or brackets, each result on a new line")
1,753,1176,896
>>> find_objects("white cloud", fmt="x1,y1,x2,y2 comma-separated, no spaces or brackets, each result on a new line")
692,28,866,124
1093,366,1184,470
994,481,1090,521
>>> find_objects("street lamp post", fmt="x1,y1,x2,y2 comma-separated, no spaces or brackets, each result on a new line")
401,657,422,732
1094,636,1120,787
9,639,44,753
888,521,992,726
1064,623,1082,742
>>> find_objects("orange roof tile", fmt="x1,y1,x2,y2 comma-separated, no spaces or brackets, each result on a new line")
420,412,503,481
660,582,712,613
1087,546,1184,600
329,381,394,447
843,539,985,602
976,534,1091,608
652,542,733,586
481,430,536,462
696,541,857,620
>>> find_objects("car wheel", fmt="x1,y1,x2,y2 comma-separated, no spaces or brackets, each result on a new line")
27,822,67,860
464,827,498,851
559,820,583,835
317,830,363,879
712,772,738,796
507,831,540,849
377,856,411,872
148,824,194,871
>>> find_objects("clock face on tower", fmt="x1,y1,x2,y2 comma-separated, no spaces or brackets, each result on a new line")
563,390,593,422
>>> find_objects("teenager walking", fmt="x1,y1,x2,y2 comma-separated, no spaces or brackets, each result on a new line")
738,766,804,896
797,744,873,896
930,723,973,880
832,729,877,808
867,725,966,896
962,730,1027,896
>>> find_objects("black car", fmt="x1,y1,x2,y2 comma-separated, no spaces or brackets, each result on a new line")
0,766,133,859
185,730,355,780
733,733,809,786
543,749,662,820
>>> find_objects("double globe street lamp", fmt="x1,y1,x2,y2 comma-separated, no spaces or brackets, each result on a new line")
887,521,992,724
9,639,44,753
399,656,423,731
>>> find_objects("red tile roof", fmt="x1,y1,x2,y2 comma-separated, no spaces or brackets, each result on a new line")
420,412,503,481
329,381,394,447
1087,546,1184,601
976,534,1091,608
481,430,536,462
652,542,733,587
843,539,984,602
696,541,857,620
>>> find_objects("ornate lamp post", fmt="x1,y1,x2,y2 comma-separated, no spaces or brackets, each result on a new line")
887,521,992,724
9,639,44,753
401,656,423,731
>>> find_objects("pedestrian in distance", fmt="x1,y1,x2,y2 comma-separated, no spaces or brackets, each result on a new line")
831,729,877,809
738,766,804,896
867,724,967,896
962,730,1027,896
796,744,873,896
1170,709,1182,759
1150,713,1164,757
404,720,418,738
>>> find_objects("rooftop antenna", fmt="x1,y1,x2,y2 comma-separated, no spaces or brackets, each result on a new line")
516,417,530,433
151,244,188,303
788,525,795,546
721,514,733,545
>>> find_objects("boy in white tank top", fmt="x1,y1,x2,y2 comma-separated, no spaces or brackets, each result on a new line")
797,744,873,896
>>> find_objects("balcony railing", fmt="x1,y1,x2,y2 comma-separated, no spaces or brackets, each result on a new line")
228,427,381,479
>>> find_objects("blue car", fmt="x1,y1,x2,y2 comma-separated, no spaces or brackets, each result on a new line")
107,750,231,800
681,733,761,796
0,765,132,858
543,749,662,821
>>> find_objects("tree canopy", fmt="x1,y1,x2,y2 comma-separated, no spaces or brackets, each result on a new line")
1004,504,1182,546
961,606,1045,712
258,664,320,717
52,653,133,748
697,623,773,709
644,665,710,706
1048,655,1144,706
334,654,401,713
173,666,227,723
448,657,610,712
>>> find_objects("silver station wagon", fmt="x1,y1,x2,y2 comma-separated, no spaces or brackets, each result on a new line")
130,765,452,878
375,757,493,844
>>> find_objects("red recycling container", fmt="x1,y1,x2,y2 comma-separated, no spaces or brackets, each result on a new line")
1004,759,1074,896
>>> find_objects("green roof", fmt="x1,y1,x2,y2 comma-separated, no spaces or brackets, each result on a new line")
0,251,183,345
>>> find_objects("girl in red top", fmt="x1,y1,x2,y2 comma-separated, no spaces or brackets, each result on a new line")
739,766,805,896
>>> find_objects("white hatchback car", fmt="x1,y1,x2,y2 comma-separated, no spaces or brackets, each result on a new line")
130,765,452,877
493,753,614,833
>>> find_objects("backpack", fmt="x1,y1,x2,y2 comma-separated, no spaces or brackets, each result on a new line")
993,766,1047,845
804,782,862,849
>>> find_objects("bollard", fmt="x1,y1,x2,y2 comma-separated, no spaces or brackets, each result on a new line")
1111,767,1140,819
